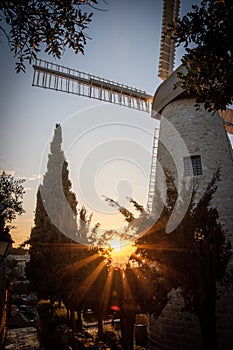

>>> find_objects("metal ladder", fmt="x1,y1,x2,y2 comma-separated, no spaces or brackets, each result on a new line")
147,128,160,214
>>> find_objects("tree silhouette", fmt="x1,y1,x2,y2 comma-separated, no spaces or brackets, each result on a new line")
109,169,232,349
137,168,233,350
26,124,78,300
0,0,102,72
169,0,233,112
0,171,25,231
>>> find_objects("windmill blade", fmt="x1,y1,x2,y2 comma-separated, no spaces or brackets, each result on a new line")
158,0,180,80
32,59,233,135
32,59,152,113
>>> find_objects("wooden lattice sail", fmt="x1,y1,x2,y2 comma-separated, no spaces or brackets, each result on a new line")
158,0,180,80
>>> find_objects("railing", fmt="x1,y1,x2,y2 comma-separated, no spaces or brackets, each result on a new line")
0,260,8,350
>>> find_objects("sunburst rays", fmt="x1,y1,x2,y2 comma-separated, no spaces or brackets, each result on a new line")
54,251,100,281
101,266,114,314
69,259,107,304
121,269,137,309
39,228,184,320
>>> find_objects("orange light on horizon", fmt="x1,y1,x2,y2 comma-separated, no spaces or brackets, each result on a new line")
107,235,136,267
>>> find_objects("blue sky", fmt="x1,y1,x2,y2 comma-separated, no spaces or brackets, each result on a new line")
0,0,202,245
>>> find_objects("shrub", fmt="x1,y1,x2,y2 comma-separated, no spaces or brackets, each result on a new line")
37,300,54,322
98,329,122,350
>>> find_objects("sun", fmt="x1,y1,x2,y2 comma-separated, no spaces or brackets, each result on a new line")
108,236,122,252
107,235,136,267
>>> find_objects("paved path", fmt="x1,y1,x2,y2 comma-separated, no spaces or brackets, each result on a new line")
5,327,42,350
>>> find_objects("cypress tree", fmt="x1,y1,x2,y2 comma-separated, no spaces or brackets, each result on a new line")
27,124,78,298
40,124,78,242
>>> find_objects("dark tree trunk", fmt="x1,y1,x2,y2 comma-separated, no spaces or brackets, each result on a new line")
57,298,62,309
197,297,217,350
67,308,70,326
76,309,83,332
195,245,217,350
120,312,135,350
97,318,104,340
70,309,76,330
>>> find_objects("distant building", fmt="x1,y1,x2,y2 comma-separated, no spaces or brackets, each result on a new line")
7,253,30,281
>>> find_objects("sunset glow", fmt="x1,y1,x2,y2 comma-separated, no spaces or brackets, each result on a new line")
108,236,136,267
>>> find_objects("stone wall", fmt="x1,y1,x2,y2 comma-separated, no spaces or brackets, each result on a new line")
156,97,233,238
148,288,203,350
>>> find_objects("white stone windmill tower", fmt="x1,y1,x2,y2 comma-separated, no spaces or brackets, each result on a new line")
147,1,233,349
32,0,233,348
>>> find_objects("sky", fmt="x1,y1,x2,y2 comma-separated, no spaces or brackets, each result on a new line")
0,0,204,246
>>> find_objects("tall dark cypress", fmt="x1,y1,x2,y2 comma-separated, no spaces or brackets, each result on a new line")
40,124,78,242
27,124,78,298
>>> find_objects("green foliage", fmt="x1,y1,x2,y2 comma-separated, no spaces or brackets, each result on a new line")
37,300,55,322
0,0,101,72
79,205,93,242
62,247,108,318
127,197,144,214
99,329,122,350
26,124,78,298
102,194,172,319
0,171,25,229
26,124,108,334
103,196,154,238
137,168,232,350
104,196,135,223
169,0,233,112
49,308,67,331
138,168,232,292
37,300,66,324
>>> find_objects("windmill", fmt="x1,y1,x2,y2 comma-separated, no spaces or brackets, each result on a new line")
32,1,233,349
32,0,233,215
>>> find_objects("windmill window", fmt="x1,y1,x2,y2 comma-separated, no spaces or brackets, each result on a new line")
183,155,203,176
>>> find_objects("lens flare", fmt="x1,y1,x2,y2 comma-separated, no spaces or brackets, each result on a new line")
107,236,136,267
